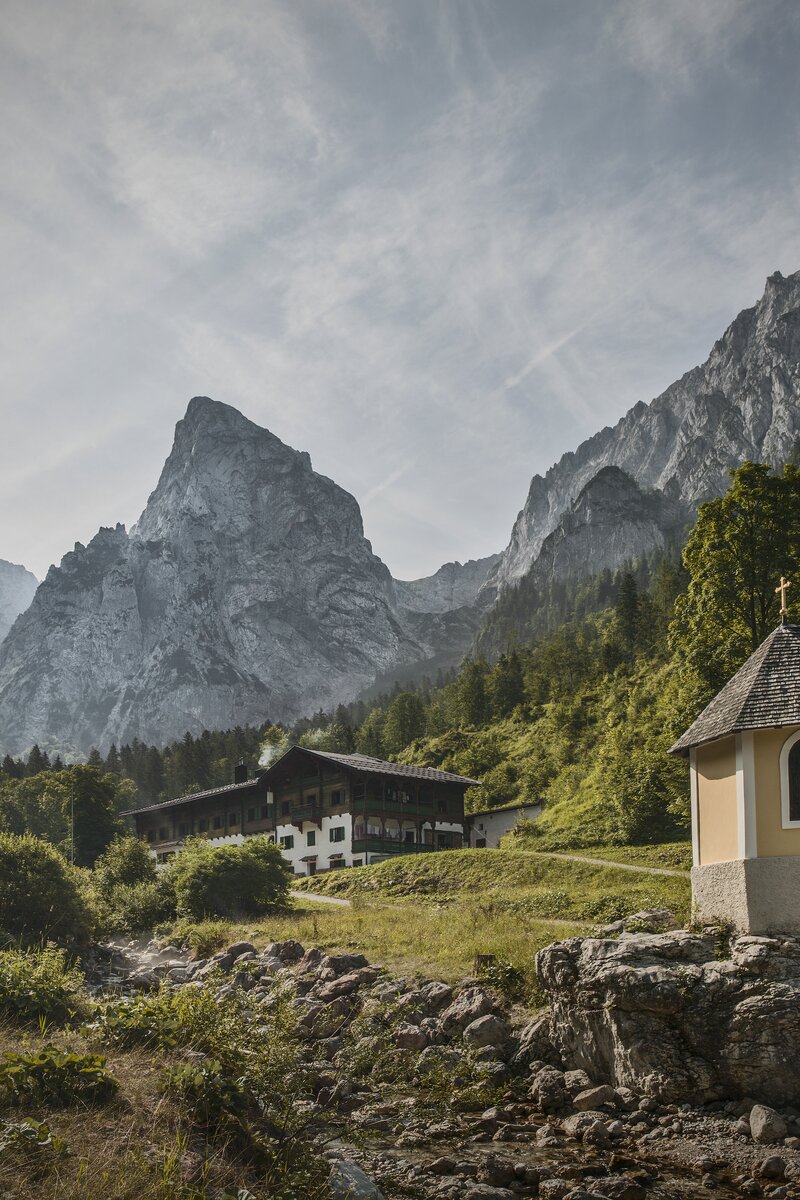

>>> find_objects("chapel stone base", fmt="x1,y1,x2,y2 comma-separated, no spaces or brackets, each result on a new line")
692,856,800,934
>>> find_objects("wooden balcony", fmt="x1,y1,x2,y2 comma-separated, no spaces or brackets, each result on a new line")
351,837,436,855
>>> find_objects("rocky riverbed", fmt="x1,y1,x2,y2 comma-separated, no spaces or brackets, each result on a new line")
88,918,800,1200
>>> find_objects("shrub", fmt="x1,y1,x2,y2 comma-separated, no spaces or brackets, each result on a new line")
93,835,157,898
103,878,176,935
168,836,291,920
0,1117,67,1172
0,833,93,947
0,1046,118,1108
0,945,84,1025
172,917,233,957
162,1060,253,1132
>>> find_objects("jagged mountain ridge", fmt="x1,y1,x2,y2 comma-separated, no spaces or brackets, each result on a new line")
0,399,494,756
487,269,800,593
0,560,38,644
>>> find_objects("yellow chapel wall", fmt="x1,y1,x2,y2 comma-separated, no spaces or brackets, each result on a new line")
753,724,800,857
695,736,739,865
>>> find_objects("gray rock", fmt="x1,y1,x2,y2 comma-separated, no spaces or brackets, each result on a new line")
536,929,800,1106
441,987,498,1034
573,1084,617,1111
750,1105,787,1145
329,1161,384,1199
463,1014,510,1048
756,1155,787,1180
394,1023,427,1051
530,1066,568,1111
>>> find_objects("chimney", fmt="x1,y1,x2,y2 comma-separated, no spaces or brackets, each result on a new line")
234,760,248,784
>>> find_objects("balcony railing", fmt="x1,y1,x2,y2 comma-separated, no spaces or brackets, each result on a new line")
351,838,436,855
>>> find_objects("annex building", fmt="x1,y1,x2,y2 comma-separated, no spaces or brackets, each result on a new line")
125,746,478,875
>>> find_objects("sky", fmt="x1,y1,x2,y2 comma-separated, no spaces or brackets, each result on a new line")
1,0,799,583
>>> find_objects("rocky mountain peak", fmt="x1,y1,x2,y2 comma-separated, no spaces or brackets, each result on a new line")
0,560,38,645
487,268,800,592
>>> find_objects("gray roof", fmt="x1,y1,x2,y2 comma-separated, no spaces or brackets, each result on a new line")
669,623,800,755
121,775,266,817
263,746,480,787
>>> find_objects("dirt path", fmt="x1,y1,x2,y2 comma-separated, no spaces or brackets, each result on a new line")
537,851,688,877
292,889,353,906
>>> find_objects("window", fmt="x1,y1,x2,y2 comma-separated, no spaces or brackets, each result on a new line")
780,730,800,826
247,807,255,822
329,789,342,806
281,801,290,816
404,829,415,844
260,804,269,819
198,818,208,833
352,783,365,802
330,826,345,843
178,822,188,837
438,799,447,814
352,859,363,868
213,815,223,830
306,793,317,805
280,835,294,850
307,830,316,847
146,829,155,843
158,827,168,841
228,812,239,826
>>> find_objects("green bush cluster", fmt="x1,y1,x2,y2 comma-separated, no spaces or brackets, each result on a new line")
168,836,291,920
0,1117,68,1172
0,945,84,1026
0,1046,118,1109
0,833,93,947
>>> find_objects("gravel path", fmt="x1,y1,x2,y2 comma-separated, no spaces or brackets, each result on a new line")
539,851,689,877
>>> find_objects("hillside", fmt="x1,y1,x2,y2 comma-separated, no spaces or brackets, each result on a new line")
293,847,691,924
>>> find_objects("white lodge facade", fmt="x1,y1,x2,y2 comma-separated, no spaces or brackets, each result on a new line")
125,747,478,875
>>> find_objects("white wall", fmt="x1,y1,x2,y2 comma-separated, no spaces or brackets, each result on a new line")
468,804,542,848
276,812,355,875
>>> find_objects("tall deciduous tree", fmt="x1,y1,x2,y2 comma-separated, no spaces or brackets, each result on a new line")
671,462,800,696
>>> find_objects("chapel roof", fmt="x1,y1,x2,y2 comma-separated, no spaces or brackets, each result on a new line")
669,622,800,756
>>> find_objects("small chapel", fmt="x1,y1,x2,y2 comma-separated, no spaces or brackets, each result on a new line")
670,578,800,934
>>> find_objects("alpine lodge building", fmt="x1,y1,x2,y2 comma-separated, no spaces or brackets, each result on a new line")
124,747,479,875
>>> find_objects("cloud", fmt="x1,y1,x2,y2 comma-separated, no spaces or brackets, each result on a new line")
0,0,798,582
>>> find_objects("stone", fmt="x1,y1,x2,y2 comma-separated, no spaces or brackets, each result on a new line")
329,1161,384,1199
530,1066,568,1112
463,1187,515,1200
427,1157,456,1175
564,1069,593,1095
750,1105,787,1145
463,1014,510,1049
394,1023,427,1051
590,1181,646,1200
574,1085,617,1111
512,1012,562,1070
316,974,362,1001
582,1119,612,1148
756,1155,786,1180
321,953,370,975
476,1153,516,1187
419,980,454,1012
441,987,498,1034
536,929,800,1105
539,1181,572,1200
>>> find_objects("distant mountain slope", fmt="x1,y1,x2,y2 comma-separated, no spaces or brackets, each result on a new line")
487,270,800,594
0,399,479,756
0,560,38,644
393,555,501,613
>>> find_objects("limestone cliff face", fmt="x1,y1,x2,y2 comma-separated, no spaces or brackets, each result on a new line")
0,399,473,755
529,466,686,585
488,270,800,592
392,555,501,614
0,560,38,645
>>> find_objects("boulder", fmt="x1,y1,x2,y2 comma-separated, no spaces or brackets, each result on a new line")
419,980,454,1012
441,987,497,1034
573,1084,617,1111
530,1066,568,1111
329,1161,384,1199
463,1014,510,1049
394,1023,427,1051
536,930,800,1105
750,1105,787,1144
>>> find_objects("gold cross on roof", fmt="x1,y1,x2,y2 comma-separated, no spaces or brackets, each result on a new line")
776,576,793,618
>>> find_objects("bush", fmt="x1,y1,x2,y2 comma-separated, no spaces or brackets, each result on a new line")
0,945,84,1025
103,878,176,935
168,837,291,920
0,1046,118,1108
162,1060,254,1132
93,835,156,898
0,834,93,947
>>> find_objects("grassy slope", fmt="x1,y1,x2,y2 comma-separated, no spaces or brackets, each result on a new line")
291,848,690,921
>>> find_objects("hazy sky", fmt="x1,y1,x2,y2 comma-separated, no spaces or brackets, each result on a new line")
1,0,799,582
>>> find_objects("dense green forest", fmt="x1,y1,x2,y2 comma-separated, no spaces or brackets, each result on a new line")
2,461,799,857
